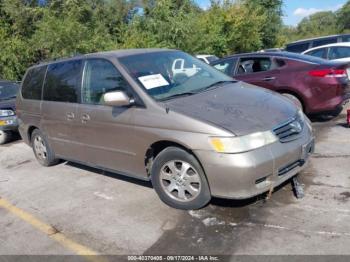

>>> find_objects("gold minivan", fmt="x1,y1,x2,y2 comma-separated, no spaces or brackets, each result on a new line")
17,49,314,209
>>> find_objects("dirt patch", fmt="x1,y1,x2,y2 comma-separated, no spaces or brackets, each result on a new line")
336,192,350,202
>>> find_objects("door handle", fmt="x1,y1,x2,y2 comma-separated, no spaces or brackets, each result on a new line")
263,77,276,81
66,112,75,121
81,114,90,123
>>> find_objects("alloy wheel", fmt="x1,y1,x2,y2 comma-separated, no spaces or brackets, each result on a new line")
33,135,48,160
159,160,201,202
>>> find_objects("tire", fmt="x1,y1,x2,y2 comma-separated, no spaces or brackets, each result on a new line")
151,147,211,210
31,129,59,167
0,130,11,145
282,93,303,111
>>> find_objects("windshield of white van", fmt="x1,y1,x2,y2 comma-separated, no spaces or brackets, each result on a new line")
119,51,233,101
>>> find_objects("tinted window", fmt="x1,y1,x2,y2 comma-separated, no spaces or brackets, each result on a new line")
342,35,350,42
275,59,286,67
286,43,310,53
43,60,82,103
329,47,350,60
312,37,337,47
212,59,236,75
174,60,182,70
237,57,272,74
22,66,47,100
0,82,19,100
206,56,219,63
82,59,130,105
305,48,327,59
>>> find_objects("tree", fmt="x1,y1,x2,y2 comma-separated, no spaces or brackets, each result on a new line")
294,11,338,40
337,1,350,32
244,0,283,48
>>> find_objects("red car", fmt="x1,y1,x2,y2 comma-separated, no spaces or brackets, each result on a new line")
211,52,350,115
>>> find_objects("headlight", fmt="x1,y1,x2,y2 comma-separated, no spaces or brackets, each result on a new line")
0,109,15,117
209,131,278,154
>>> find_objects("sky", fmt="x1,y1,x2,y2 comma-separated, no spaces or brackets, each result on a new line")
194,0,347,26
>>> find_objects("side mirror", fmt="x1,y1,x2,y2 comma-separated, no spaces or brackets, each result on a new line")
103,91,132,107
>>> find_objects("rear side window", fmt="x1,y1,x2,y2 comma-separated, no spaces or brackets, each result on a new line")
22,66,47,100
329,47,350,60
286,43,310,53
305,48,327,59
312,38,337,47
275,59,286,67
43,60,83,103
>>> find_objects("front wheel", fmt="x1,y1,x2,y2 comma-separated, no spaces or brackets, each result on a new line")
151,147,211,210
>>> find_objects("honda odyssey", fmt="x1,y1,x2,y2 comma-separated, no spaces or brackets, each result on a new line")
17,49,314,210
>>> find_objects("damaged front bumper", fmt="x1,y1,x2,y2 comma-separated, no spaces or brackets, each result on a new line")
195,126,314,199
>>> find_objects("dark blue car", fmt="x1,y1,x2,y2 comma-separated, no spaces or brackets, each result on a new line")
0,80,20,144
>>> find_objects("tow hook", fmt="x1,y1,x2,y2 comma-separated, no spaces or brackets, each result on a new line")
291,176,304,199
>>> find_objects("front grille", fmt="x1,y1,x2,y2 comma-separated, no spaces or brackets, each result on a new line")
278,160,305,176
273,115,304,143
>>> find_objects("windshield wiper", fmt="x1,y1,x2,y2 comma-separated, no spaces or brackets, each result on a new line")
158,80,236,101
195,80,237,94
159,92,197,101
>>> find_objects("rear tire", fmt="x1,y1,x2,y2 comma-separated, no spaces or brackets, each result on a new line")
151,147,211,210
282,93,303,110
0,130,11,145
31,129,59,167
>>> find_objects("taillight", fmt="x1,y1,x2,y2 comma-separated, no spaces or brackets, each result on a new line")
309,69,347,78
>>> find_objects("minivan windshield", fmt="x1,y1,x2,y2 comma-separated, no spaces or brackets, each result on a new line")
0,82,19,101
119,51,233,101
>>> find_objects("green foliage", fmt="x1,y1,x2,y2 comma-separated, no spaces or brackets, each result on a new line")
3,0,350,81
244,0,283,49
284,11,339,42
337,1,350,32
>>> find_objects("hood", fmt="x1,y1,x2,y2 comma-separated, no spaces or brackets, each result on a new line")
165,82,297,136
0,99,16,111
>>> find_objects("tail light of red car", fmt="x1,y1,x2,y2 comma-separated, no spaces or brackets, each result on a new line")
308,69,348,78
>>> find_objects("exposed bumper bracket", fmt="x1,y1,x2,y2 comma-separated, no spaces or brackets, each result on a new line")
291,176,305,199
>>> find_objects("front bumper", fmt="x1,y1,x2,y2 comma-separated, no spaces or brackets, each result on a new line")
195,127,314,199
0,115,18,132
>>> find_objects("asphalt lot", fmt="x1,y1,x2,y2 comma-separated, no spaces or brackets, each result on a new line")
0,105,350,257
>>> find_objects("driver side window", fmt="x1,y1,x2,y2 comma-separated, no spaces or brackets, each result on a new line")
82,59,129,105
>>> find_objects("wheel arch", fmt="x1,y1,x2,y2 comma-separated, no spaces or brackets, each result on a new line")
144,140,205,178
27,125,39,143
276,88,307,112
